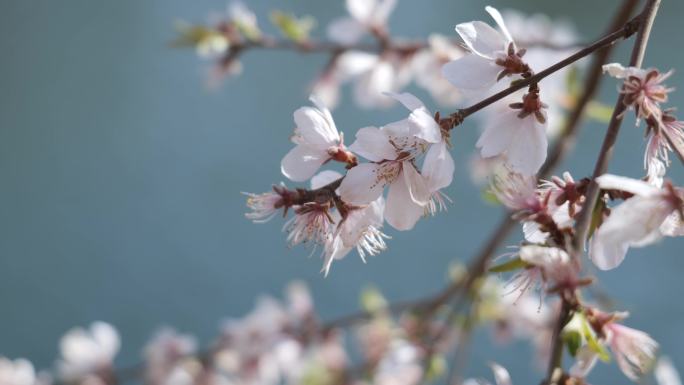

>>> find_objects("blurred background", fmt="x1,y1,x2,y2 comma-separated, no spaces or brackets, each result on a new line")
1,0,683,383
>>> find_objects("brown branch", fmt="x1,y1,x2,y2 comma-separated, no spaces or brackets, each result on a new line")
573,0,662,253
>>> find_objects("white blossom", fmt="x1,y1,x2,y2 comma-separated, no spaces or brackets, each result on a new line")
589,174,684,270
281,97,354,182
327,0,397,45
57,322,120,382
411,34,465,106
0,358,38,385
656,357,682,385
605,323,659,381
442,6,519,94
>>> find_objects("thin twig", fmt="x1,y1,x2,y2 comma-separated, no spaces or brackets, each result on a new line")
573,0,662,253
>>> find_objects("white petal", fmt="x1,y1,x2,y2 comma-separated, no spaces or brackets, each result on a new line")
489,363,512,385
476,109,517,158
349,126,397,161
423,141,454,191
311,170,343,190
402,162,431,205
337,163,392,205
322,236,352,277
595,174,659,197
485,6,514,45
660,212,684,237
505,116,547,176
385,91,424,110
281,145,328,182
656,357,682,385
569,345,599,378
589,196,670,270
409,109,442,144
385,176,424,231
327,17,366,45
455,21,507,59
369,0,397,26
293,106,339,148
442,54,500,91
523,221,548,243
335,51,379,80
354,61,396,109
602,63,629,79
347,0,375,23
91,322,120,359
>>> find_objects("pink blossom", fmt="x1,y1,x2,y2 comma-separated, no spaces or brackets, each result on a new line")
603,63,673,122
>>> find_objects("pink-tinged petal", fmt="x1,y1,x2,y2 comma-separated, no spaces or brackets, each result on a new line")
442,54,500,90
385,176,424,231
327,17,366,45
476,109,517,158
347,0,375,23
349,126,397,161
381,118,411,138
485,6,513,45
335,51,379,80
337,163,393,205
311,170,343,190
505,116,547,176
423,141,454,191
455,21,507,59
402,162,431,205
281,145,327,182
293,106,339,148
595,174,659,197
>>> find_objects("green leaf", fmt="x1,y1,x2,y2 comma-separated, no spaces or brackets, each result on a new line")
270,11,316,43
579,313,611,362
565,66,581,98
563,330,582,357
488,256,528,273
171,21,226,49
586,101,614,123
588,198,606,240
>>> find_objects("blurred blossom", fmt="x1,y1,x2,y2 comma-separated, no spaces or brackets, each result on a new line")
327,0,397,45
656,357,682,385
143,328,197,385
411,34,465,106
0,358,39,385
57,322,120,382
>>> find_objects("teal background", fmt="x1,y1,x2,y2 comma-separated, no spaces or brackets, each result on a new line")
1,0,683,384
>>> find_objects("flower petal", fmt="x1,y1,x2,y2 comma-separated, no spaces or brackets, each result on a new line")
402,162,431,205
595,174,659,197
455,21,507,59
336,51,379,80
337,163,393,205
311,170,343,190
485,6,514,46
327,17,366,45
281,145,327,182
347,0,375,23
385,176,424,231
423,141,454,191
476,109,517,158
442,54,500,91
293,105,339,148
349,126,397,162
505,116,547,176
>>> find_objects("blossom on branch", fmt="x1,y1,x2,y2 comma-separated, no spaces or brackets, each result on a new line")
281,97,356,182
442,6,530,94
327,0,397,45
57,322,120,383
603,63,674,123
589,174,684,270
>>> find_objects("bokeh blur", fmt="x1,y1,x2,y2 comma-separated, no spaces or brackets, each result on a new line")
1,0,683,384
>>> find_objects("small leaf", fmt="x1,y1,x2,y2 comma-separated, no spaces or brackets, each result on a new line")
565,66,581,98
587,198,606,240
488,256,528,273
270,10,316,43
563,330,582,357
